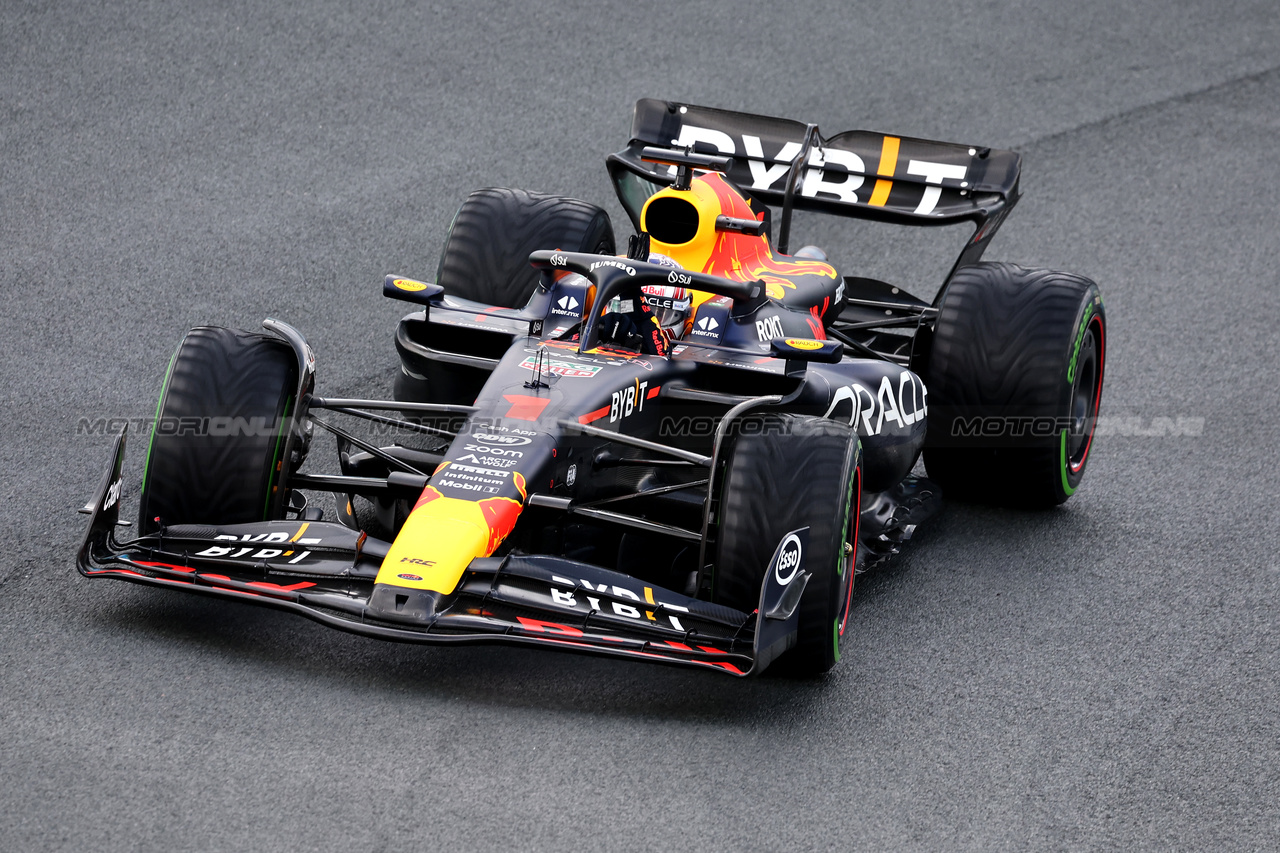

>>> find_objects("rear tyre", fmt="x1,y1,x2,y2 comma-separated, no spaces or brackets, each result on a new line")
398,188,615,407
435,186,615,308
714,413,862,676
138,326,297,534
923,262,1106,506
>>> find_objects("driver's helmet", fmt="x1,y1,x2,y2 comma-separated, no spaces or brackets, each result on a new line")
640,252,692,336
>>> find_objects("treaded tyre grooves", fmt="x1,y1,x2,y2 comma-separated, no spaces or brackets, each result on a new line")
923,262,1106,507
713,413,862,675
138,326,297,534
435,187,615,309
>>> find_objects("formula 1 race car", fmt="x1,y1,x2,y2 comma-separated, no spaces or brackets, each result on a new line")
78,99,1105,676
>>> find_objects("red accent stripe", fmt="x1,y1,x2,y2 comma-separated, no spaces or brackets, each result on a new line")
516,616,584,637
134,560,195,573
646,385,661,399
246,581,316,592
518,633,745,671
839,465,861,638
806,308,828,340
503,394,552,421
579,405,610,424
703,661,746,675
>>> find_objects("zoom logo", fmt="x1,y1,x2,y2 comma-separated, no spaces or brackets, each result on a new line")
775,533,803,585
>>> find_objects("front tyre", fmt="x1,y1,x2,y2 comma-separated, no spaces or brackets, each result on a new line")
923,262,1106,506
713,413,862,675
138,326,298,534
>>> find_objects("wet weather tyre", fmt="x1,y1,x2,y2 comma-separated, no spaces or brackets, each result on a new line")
137,326,298,534
435,187,615,309
713,413,862,675
923,262,1105,506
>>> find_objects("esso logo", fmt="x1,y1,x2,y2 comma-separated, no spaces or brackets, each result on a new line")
397,573,423,581
668,270,693,286
103,478,122,510
775,534,803,585
471,433,532,446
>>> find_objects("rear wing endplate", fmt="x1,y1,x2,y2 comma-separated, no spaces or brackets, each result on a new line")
608,98,1022,274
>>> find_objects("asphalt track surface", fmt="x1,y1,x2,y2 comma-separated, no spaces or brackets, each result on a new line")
3,2,1280,850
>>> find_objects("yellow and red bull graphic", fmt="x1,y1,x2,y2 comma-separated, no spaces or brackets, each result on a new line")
376,472,528,595
642,172,838,303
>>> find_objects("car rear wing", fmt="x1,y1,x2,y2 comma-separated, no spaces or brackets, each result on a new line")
608,98,1022,275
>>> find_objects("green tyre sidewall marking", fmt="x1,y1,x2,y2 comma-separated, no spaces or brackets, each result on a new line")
140,347,180,507
1061,292,1102,499
1059,430,1077,497
1066,302,1095,385
262,395,294,520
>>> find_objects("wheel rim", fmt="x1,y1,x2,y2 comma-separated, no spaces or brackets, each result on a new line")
1066,315,1104,472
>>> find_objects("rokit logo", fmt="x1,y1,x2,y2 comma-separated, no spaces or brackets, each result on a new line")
775,533,803,585
755,315,784,341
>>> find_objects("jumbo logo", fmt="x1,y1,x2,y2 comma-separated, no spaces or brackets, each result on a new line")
393,278,428,292
775,533,803,585
588,259,637,276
